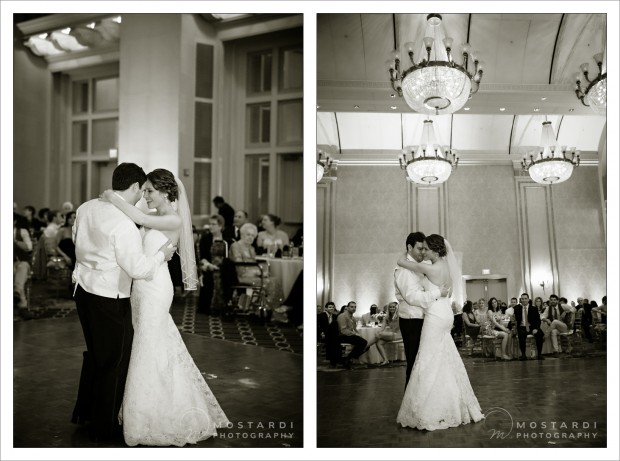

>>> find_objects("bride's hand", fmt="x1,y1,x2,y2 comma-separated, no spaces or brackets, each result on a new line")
397,252,408,267
99,189,115,202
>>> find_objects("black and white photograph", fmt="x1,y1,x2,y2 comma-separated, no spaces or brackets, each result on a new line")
2,2,619,461
7,10,303,450
316,11,614,449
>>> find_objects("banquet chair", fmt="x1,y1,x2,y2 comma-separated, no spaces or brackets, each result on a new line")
230,261,267,317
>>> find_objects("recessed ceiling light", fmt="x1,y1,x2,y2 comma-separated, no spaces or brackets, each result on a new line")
390,94,396,98
541,97,547,101
390,106,397,110
568,108,575,112
464,107,470,111
534,108,540,112
316,105,320,109
354,105,360,109
499,108,506,111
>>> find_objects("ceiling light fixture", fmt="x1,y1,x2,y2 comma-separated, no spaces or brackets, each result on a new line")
398,119,458,185
575,51,606,114
317,150,334,183
387,14,483,115
521,119,580,185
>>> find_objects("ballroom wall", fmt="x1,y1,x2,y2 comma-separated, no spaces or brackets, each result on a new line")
13,39,52,210
328,163,606,314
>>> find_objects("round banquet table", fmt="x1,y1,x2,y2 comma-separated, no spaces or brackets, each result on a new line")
257,257,303,299
357,326,406,364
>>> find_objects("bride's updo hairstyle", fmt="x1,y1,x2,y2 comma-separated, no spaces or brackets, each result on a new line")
147,169,178,202
426,234,447,257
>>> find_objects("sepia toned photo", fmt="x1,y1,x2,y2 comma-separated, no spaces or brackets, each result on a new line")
10,11,303,449
316,12,608,448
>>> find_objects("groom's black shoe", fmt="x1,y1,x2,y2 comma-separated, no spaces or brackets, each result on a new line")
519,356,527,361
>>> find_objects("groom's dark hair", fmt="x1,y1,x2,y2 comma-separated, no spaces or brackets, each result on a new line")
406,232,426,249
112,163,147,190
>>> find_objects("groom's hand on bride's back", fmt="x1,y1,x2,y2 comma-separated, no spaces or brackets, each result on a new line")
159,240,176,261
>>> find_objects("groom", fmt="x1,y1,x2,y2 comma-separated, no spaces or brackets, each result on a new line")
394,232,447,389
71,163,176,442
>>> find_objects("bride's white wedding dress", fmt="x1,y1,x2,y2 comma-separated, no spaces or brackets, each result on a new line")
120,228,230,446
397,281,484,431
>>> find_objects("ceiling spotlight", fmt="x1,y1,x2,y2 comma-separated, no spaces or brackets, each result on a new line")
499,108,506,112
534,108,540,112
354,105,360,109
541,97,547,101
390,106,397,110
464,107,470,111
568,108,574,112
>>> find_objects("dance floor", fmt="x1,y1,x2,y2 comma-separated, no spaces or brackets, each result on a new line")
13,314,303,448
317,352,607,448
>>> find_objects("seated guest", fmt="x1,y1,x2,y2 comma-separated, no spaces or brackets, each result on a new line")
256,214,289,255
56,211,76,269
514,293,544,360
232,210,249,242
42,209,64,254
13,213,33,308
579,298,594,342
229,223,258,262
542,294,575,355
22,205,45,238
462,300,480,355
197,215,229,315
593,296,607,324
375,302,401,366
361,304,378,326
487,297,512,360
318,301,336,342
534,296,545,314
228,221,283,313
337,301,370,369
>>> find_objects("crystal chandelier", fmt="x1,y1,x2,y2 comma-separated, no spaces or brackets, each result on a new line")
316,150,334,183
387,14,483,115
521,120,580,185
574,51,606,115
398,119,458,185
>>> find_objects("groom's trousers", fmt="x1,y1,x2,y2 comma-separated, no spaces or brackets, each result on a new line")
399,317,424,388
73,285,133,439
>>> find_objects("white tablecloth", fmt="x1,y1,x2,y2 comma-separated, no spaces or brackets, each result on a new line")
257,257,303,299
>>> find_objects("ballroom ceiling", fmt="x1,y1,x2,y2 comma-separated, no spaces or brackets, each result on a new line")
317,13,607,166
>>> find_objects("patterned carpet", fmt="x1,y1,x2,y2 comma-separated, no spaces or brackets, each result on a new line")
16,273,303,355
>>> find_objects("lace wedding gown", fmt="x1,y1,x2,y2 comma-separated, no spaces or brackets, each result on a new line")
120,229,230,446
397,283,484,431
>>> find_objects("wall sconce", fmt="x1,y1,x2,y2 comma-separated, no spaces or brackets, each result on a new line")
539,280,549,295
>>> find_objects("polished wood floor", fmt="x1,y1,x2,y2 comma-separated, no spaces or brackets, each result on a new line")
13,314,303,448
317,349,607,448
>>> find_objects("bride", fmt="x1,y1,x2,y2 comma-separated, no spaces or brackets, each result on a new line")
101,169,229,446
395,234,484,431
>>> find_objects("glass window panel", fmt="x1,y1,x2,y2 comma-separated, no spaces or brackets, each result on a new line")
194,162,212,215
72,81,89,113
279,46,303,91
72,121,88,156
196,43,214,99
244,155,270,221
246,103,271,145
277,153,303,223
277,99,302,146
194,102,213,159
71,162,88,206
93,77,119,112
92,119,119,156
246,50,272,94
90,161,117,199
